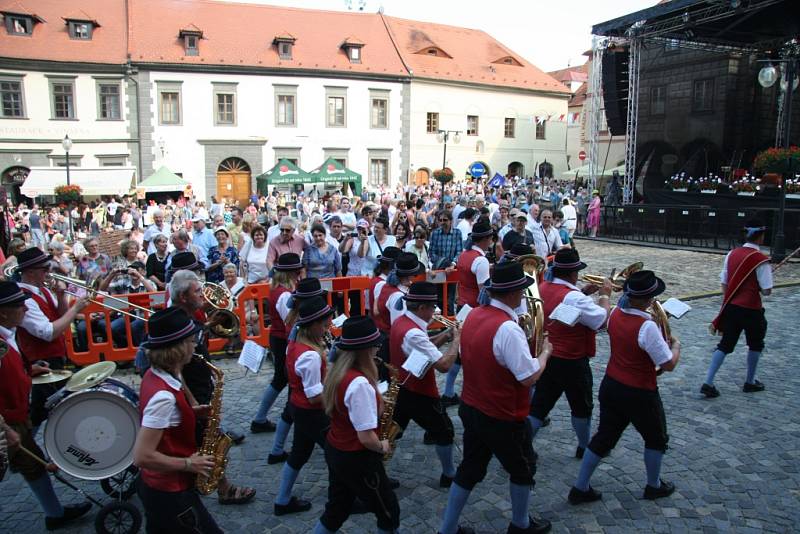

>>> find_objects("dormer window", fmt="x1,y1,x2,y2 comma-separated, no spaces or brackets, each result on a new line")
415,46,452,59
179,25,203,56
273,32,297,60
3,10,43,36
341,38,365,64
492,56,523,67
67,21,92,40
279,41,292,59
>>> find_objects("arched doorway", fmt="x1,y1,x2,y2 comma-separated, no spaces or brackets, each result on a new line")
217,157,251,207
414,168,430,187
2,166,29,206
507,162,524,178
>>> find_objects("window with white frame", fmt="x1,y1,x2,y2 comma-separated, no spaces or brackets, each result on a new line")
50,79,76,119
535,120,546,140
0,77,25,118
274,85,297,127
466,115,479,136
504,117,515,138
97,81,121,120
370,90,389,129
215,93,235,125
692,79,714,112
368,150,391,186
326,87,347,127
157,82,182,125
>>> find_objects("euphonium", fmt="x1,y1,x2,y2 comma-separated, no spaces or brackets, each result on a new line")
195,354,232,495
377,360,402,461
580,261,644,291
203,282,240,337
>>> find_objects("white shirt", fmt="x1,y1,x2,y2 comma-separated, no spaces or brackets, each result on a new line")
561,204,578,230
0,325,20,354
532,225,562,259
550,278,608,331
337,210,357,229
452,204,466,222
19,283,57,341
720,243,773,290
344,376,378,431
244,244,269,283
456,219,473,246
387,285,408,324
363,235,396,276
143,223,170,254
498,223,514,241
487,299,540,381
276,291,292,321
141,368,184,429
266,224,281,245
295,349,324,398
400,311,443,368
372,274,388,312
615,307,673,366
469,246,490,285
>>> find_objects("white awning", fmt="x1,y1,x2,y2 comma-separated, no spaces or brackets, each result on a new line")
21,167,137,198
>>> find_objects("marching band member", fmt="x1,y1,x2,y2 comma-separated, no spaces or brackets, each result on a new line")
16,247,88,431
439,262,552,534
314,316,400,534
250,253,304,434
374,252,424,363
529,249,611,458
389,281,460,487
443,221,494,407
134,307,221,533
701,219,772,398
274,297,335,516
568,271,681,505
0,281,91,530
369,246,401,315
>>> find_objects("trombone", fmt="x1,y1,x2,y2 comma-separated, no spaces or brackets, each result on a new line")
44,272,153,320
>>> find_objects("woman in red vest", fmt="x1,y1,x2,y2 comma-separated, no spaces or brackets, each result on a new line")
368,246,401,315
0,281,91,530
701,220,772,398
315,316,400,533
274,297,334,516
568,271,681,506
133,307,221,533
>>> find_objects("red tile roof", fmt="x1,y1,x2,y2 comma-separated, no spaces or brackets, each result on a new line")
0,0,127,64
547,63,589,84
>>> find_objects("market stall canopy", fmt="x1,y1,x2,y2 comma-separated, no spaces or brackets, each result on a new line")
602,164,625,177
308,158,362,195
561,163,592,178
21,167,137,198
256,159,312,193
137,166,190,192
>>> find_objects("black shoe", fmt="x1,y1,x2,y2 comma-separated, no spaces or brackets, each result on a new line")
45,502,92,531
274,496,312,516
423,430,436,445
439,473,453,488
441,394,460,408
568,486,602,505
438,527,475,534
700,383,720,398
226,430,245,445
743,380,765,393
643,479,675,500
541,417,551,428
388,477,400,489
251,420,276,433
575,446,585,459
507,516,552,533
267,451,288,465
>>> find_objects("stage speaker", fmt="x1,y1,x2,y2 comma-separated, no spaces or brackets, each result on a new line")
601,47,629,136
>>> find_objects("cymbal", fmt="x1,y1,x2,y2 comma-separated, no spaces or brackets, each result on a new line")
65,361,117,392
31,369,73,385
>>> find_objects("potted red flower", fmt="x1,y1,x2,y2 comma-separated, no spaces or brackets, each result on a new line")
753,146,800,184
54,184,82,204
433,167,454,185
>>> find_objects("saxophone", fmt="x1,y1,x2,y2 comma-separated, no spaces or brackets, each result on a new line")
194,354,232,495
377,360,402,461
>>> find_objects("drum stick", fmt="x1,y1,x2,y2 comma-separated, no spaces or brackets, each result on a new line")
17,444,50,468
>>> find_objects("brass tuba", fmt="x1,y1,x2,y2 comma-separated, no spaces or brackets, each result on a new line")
202,282,240,338
515,254,546,356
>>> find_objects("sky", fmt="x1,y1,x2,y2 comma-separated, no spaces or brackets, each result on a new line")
220,0,656,72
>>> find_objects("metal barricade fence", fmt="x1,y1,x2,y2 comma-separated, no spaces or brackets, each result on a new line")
65,270,461,365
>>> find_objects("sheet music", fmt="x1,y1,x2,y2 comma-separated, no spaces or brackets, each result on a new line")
456,304,473,323
238,340,266,374
549,303,581,326
331,314,348,328
661,298,691,319
378,381,389,395
401,349,433,378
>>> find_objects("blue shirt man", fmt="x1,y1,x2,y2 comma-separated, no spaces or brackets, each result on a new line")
191,218,218,259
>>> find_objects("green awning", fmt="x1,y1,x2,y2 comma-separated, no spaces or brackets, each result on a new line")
255,159,312,193
137,166,190,192
308,158,363,195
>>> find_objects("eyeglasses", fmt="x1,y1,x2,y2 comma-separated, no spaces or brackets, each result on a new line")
280,228,293,233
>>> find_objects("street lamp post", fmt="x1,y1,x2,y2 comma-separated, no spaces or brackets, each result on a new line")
436,129,461,171
62,135,73,242
758,57,797,262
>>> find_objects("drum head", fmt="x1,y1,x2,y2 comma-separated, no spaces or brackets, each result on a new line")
44,387,139,480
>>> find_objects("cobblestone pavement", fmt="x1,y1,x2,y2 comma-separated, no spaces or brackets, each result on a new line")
1,243,799,533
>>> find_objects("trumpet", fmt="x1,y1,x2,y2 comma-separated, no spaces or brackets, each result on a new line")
45,272,153,320
432,314,459,329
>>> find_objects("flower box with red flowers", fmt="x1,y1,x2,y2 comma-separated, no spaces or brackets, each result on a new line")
54,184,82,203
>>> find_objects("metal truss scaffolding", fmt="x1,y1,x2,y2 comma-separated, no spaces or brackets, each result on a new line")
587,37,605,195
623,38,642,205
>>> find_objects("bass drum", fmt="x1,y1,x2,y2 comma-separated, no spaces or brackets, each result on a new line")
44,378,140,480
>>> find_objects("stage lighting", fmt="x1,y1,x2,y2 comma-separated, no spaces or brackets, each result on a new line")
758,64,778,88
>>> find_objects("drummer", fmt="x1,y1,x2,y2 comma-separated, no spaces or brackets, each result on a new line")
0,280,91,530
15,247,88,432
134,307,221,533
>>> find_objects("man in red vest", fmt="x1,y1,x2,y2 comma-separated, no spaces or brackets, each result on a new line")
443,221,494,407
16,247,88,431
568,271,681,505
701,220,772,398
530,249,612,459
389,281,460,488
0,280,91,530
439,262,552,534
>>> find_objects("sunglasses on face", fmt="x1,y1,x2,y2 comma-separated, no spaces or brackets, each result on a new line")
439,218,450,222
280,228,293,233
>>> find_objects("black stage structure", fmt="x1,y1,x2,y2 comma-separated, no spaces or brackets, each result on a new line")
589,0,799,255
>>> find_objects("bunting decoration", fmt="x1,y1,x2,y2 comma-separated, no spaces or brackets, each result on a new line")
531,112,581,124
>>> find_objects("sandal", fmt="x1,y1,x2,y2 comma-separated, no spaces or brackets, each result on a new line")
218,484,256,505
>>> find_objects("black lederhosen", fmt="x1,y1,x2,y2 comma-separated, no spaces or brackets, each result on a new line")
7,421,46,481
319,445,400,532
587,375,669,457
269,334,289,391
716,304,768,354
138,480,223,534
529,356,593,420
393,387,454,446
453,403,535,490
286,406,328,471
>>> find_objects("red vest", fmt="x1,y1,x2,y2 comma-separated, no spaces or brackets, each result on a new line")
368,276,385,314
456,249,482,307
286,341,326,411
138,370,197,492
374,283,398,333
268,286,290,339
18,288,67,362
461,305,530,421
390,314,439,398
539,281,597,359
726,247,767,310
0,341,31,424
327,369,379,452
606,308,657,391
